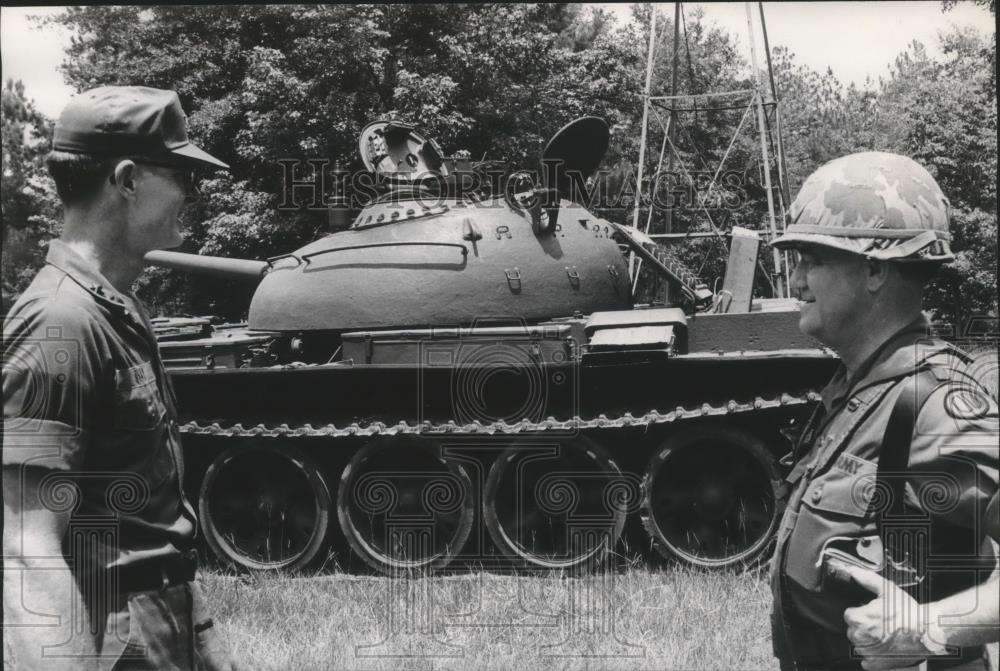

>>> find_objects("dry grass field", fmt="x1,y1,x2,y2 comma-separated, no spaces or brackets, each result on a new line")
203,564,779,671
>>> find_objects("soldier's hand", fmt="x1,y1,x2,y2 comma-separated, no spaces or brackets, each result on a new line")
831,558,945,671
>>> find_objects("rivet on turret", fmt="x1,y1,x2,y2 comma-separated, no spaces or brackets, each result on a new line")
406,208,415,217
376,213,385,222
391,211,400,220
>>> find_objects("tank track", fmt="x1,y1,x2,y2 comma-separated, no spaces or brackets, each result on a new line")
177,390,821,437
184,388,821,573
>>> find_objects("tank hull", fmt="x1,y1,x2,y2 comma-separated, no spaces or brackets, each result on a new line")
167,308,838,574
169,350,834,430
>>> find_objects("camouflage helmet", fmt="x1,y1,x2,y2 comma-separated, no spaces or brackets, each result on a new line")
772,152,953,262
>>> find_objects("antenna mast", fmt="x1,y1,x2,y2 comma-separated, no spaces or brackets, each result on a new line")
628,8,657,279
745,2,785,298
628,2,790,299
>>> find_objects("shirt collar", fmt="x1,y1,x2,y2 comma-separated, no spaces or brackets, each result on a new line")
821,314,947,411
45,239,136,315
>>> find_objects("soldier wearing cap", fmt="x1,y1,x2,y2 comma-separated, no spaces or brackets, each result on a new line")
768,152,999,671
3,87,234,670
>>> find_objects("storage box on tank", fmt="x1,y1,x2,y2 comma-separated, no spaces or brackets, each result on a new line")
158,331,273,370
341,324,577,366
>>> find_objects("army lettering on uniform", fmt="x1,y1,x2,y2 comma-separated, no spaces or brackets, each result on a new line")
833,453,865,476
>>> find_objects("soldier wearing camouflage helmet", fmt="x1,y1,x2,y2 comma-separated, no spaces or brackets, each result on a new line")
768,152,999,671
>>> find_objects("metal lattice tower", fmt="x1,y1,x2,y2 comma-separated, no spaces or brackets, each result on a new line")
628,2,791,299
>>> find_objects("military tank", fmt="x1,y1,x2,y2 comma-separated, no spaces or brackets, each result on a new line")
146,118,837,574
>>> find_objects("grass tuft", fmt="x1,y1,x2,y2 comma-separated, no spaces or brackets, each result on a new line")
203,565,778,671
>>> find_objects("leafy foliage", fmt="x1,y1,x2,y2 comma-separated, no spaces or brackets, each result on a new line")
1,80,60,314
2,5,995,326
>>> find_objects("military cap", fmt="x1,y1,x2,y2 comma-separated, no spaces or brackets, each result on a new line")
772,152,953,262
53,86,228,169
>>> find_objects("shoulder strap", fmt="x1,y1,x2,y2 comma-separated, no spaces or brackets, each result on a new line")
871,367,946,541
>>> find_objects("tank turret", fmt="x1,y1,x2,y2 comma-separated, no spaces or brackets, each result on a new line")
147,118,638,333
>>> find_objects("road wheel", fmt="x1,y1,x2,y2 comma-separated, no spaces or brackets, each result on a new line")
337,437,474,575
641,425,780,569
483,437,628,570
199,443,333,572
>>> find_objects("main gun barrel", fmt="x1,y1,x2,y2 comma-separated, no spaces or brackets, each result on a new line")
144,250,268,281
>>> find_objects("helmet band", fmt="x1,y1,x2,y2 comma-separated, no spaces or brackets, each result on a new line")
783,224,951,241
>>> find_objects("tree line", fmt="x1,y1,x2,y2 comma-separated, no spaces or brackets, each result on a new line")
2,3,995,327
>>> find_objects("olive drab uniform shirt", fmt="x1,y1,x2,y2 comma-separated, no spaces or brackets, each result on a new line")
770,316,1000,669
3,240,197,574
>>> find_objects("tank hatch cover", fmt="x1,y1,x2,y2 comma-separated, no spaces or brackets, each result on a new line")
359,120,445,180
541,117,610,194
